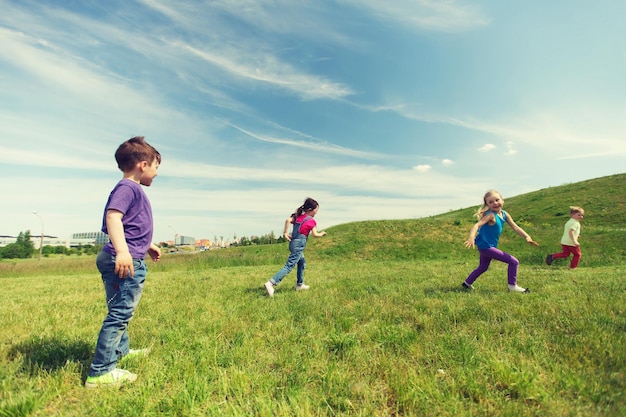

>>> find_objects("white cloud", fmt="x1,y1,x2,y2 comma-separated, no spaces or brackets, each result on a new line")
478,144,496,152
413,164,432,173
504,141,517,156
442,159,454,166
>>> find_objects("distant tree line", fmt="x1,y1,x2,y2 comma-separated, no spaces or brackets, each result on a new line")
231,231,287,247
0,231,35,259
0,230,101,259
0,229,289,259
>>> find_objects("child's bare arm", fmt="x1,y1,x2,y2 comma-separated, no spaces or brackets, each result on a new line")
283,217,293,241
506,214,539,246
464,214,492,248
310,227,327,238
105,209,134,277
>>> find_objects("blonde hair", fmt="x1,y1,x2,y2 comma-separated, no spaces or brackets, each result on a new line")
570,206,584,215
474,190,503,219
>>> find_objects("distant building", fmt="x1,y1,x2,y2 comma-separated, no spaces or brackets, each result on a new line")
0,231,109,249
195,239,211,251
70,231,109,247
176,235,195,246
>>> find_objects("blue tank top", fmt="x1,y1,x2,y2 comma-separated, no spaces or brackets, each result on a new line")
475,210,507,250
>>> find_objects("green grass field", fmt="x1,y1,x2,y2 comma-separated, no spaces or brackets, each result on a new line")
1,174,625,416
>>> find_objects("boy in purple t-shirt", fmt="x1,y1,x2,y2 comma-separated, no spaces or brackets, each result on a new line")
85,136,162,388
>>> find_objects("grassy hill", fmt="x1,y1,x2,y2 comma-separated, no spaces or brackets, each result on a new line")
1,173,624,417
312,172,626,266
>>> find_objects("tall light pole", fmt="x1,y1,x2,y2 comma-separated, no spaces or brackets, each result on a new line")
168,225,178,247
32,211,44,261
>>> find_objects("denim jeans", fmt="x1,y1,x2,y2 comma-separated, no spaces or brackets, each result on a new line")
465,247,519,286
270,236,307,286
88,250,146,376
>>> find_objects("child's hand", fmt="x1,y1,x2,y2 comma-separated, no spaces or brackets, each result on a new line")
526,237,539,246
284,233,291,241
464,239,475,248
148,246,161,262
115,251,134,278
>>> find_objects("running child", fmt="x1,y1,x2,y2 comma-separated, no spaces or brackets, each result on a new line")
462,190,539,293
264,198,327,297
546,206,584,269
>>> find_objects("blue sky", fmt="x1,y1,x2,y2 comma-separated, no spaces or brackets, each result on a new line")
1,0,624,244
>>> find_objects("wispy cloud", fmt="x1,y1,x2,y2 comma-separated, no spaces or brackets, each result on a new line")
228,123,383,159
376,102,626,160
478,144,496,152
169,40,354,100
342,0,490,32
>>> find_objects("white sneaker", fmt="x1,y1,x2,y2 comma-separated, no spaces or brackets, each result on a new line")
295,284,310,291
508,285,530,293
264,281,275,297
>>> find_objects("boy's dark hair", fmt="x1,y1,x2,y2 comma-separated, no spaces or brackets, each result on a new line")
115,136,161,172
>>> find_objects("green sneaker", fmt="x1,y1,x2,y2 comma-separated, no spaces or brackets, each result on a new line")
85,368,137,388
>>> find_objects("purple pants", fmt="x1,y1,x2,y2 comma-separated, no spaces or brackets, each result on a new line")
465,247,519,286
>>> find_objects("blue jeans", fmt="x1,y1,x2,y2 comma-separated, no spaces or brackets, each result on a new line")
465,247,519,286
88,251,146,376
271,237,307,286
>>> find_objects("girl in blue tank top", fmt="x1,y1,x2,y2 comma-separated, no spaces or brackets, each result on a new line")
462,190,539,293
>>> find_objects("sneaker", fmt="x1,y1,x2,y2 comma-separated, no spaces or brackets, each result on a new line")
462,282,474,291
264,281,275,297
85,368,137,388
508,285,531,293
545,254,554,265
295,284,310,291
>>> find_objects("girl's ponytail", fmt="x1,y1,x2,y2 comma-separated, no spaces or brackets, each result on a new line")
291,205,304,221
293,198,319,220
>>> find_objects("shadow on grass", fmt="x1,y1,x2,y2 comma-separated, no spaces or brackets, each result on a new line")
8,336,93,376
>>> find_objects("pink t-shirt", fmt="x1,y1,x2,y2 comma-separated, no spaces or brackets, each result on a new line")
295,214,317,236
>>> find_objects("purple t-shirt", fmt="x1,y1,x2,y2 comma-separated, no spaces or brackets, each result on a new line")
101,179,153,259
